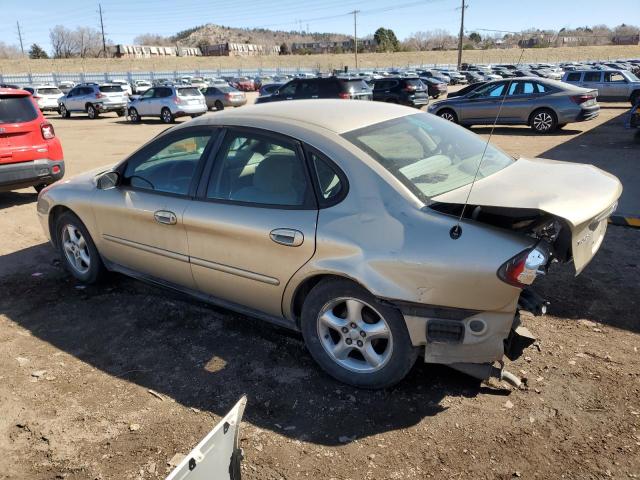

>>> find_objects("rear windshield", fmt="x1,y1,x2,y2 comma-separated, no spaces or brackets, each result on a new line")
218,86,235,93
37,87,62,95
177,87,201,97
0,96,39,123
405,79,425,88
343,113,514,200
99,85,123,93
342,80,370,92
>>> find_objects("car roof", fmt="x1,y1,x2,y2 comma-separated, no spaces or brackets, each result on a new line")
188,99,412,134
0,87,31,96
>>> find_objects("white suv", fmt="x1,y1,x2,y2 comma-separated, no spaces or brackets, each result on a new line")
23,85,64,112
128,85,207,123
58,83,129,119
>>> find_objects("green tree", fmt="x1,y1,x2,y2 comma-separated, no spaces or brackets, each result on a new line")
374,27,400,52
468,32,482,43
28,43,49,59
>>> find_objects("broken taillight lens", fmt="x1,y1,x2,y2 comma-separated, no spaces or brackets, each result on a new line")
498,247,548,288
40,122,55,140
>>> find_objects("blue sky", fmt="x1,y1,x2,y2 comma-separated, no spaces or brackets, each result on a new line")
1,0,639,53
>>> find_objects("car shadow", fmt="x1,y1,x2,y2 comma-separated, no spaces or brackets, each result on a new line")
113,119,190,126
0,243,505,446
0,191,38,209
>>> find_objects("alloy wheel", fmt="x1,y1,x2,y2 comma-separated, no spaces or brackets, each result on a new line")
439,111,455,122
533,112,553,132
317,297,393,373
161,109,172,123
61,224,91,275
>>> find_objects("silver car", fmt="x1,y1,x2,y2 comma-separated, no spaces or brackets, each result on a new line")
202,85,247,111
128,85,207,123
58,83,129,119
36,100,621,389
428,77,599,133
562,69,640,105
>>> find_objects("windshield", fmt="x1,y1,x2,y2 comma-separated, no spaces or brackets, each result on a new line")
99,85,123,93
177,87,201,97
38,88,62,95
342,113,514,200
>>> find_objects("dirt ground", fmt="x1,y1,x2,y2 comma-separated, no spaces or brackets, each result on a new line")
1,92,639,480
1,45,639,74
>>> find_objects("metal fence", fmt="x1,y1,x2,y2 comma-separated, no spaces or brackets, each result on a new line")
0,64,463,86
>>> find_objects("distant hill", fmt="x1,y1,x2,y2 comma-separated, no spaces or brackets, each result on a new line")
168,24,352,48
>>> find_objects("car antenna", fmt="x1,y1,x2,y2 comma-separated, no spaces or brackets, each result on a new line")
449,46,526,240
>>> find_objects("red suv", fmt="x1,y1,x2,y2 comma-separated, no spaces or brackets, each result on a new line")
0,88,64,193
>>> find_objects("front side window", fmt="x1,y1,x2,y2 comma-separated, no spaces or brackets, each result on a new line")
279,81,297,96
297,80,320,96
140,88,155,99
207,131,308,207
342,113,514,200
123,132,213,195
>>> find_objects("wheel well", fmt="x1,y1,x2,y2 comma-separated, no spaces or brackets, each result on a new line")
48,205,72,248
85,103,94,111
290,274,360,326
528,107,556,126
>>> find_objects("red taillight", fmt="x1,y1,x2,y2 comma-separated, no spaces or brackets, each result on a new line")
497,247,548,288
570,94,594,104
338,92,350,99
95,92,105,99
225,93,231,100
403,85,417,92
174,96,186,105
40,122,55,140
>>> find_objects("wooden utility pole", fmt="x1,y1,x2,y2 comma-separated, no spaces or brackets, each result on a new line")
350,10,360,71
456,0,466,69
16,21,25,56
98,4,107,58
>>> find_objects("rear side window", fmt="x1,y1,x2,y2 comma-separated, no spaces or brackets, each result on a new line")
584,72,601,82
566,72,581,82
177,87,201,97
99,85,123,93
310,150,345,205
0,96,39,123
319,80,340,96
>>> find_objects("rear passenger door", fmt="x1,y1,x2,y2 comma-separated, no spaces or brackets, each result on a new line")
182,128,318,317
580,71,604,97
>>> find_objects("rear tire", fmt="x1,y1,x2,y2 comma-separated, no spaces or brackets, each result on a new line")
630,91,640,106
214,100,224,111
116,109,126,117
34,184,47,194
86,104,98,119
437,109,458,123
300,279,418,389
55,211,105,284
530,108,557,134
161,107,174,124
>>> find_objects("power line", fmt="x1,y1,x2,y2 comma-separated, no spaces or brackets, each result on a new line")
456,0,467,69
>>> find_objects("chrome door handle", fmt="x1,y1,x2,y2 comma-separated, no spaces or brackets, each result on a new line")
270,229,304,247
154,210,177,225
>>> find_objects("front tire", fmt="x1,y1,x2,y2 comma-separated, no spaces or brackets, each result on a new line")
301,279,418,389
59,104,70,118
630,91,640,106
129,107,141,123
530,108,557,134
116,109,126,117
214,100,224,111
161,107,174,124
55,211,105,284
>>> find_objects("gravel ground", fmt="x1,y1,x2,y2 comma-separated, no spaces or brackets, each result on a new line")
0,94,639,480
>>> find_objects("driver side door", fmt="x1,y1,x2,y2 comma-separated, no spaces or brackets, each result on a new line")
136,88,155,115
92,127,218,289
461,82,507,124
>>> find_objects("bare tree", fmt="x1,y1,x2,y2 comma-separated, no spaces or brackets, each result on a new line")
50,25,74,58
0,41,22,59
133,33,173,46
49,25,105,58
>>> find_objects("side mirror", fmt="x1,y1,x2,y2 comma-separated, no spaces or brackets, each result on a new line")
97,171,120,190
274,90,280,96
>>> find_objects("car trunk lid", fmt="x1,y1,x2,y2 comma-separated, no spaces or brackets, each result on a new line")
431,157,622,273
